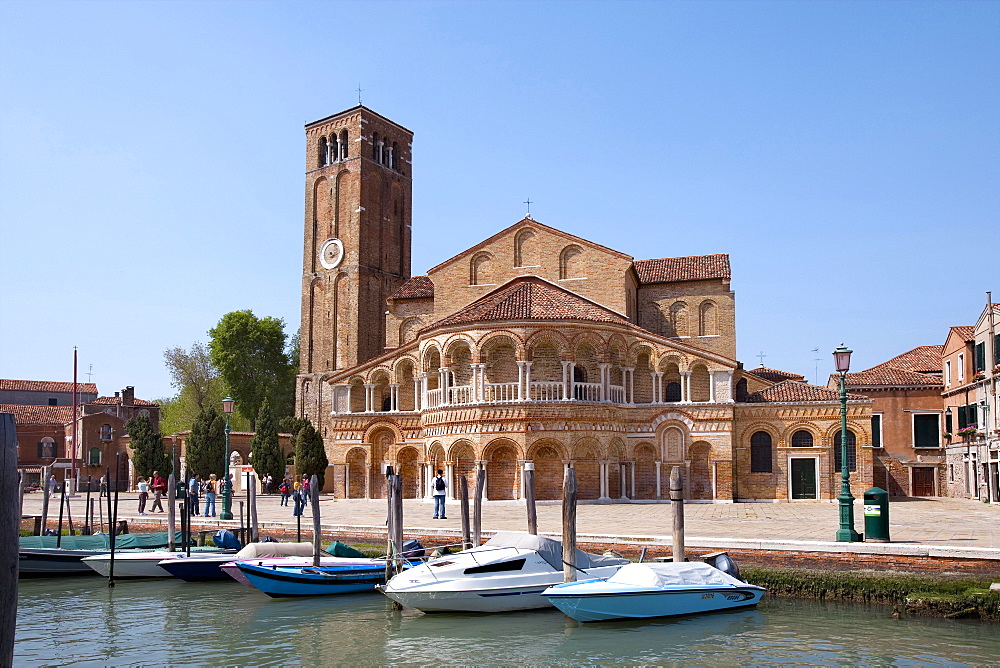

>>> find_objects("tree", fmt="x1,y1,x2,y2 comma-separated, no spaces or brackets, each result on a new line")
249,400,284,484
185,406,226,479
294,421,328,489
208,310,296,429
159,342,247,435
126,413,171,479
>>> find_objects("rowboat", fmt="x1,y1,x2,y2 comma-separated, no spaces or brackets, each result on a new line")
236,561,392,597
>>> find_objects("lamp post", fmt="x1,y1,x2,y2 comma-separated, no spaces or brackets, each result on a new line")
833,343,861,542
221,397,235,521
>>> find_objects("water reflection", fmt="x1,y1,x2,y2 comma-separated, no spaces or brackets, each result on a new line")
16,577,999,666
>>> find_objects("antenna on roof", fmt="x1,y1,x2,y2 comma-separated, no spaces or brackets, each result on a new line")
86,364,94,383
811,348,821,384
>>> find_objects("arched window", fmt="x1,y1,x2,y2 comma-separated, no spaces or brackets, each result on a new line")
339,129,349,159
38,438,56,459
665,382,681,402
750,431,772,473
470,252,493,285
100,424,113,441
791,430,814,447
391,141,398,170
514,228,537,267
88,447,102,466
699,300,717,336
559,245,583,279
317,136,328,167
372,132,380,161
833,430,857,472
330,134,339,162
670,302,688,337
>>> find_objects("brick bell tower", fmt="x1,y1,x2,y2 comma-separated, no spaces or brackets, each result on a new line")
297,106,412,418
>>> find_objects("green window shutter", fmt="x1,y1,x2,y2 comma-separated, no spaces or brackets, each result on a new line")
871,415,882,448
958,405,968,429
995,334,1000,366
975,342,985,372
970,403,979,426
945,412,953,434
913,414,939,448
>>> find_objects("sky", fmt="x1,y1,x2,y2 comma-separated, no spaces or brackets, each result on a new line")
1,0,997,402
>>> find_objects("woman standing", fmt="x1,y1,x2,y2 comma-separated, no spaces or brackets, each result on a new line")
137,477,149,515
203,474,218,517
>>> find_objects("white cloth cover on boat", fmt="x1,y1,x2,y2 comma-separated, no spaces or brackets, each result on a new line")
233,542,316,559
483,532,627,571
606,562,744,589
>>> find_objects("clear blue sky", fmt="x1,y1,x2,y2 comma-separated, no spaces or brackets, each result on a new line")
1,0,997,401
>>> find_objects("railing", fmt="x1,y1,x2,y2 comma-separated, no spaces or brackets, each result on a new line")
484,382,518,403
426,388,443,408
529,381,564,401
609,385,625,404
573,382,602,402
449,385,475,405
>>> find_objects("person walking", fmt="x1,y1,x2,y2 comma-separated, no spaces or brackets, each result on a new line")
150,471,167,513
136,477,149,515
278,479,290,506
47,474,58,497
263,474,273,495
188,475,200,516
292,486,303,517
301,476,311,505
203,474,218,517
431,470,447,519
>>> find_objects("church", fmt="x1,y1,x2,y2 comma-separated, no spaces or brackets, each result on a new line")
294,105,874,503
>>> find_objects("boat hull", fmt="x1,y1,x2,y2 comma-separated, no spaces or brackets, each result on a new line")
238,563,389,598
82,552,182,578
545,586,765,622
381,582,554,613
19,549,105,576
157,556,233,581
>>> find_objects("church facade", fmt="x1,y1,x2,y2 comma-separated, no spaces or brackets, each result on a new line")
296,106,873,503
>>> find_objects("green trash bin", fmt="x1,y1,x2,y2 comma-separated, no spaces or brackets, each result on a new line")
863,487,890,542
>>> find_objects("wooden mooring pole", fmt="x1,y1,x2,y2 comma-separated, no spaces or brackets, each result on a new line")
459,476,471,550
473,468,485,547
40,464,51,535
56,482,66,548
311,474,321,567
167,473,176,552
392,474,403,574
384,466,394,582
524,463,537,535
84,476,92,534
249,475,259,543
1,413,19,667
670,465,685,563
562,466,577,583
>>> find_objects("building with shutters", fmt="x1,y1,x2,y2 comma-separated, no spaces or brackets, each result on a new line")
294,105,875,503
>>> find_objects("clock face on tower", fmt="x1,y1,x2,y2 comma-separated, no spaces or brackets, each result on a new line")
319,238,344,269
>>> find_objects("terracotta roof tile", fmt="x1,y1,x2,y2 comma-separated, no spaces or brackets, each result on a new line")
432,276,631,329
871,345,943,375
389,276,434,300
633,254,730,284
0,404,73,425
843,366,943,388
743,381,866,403
746,367,805,383
91,396,159,407
0,379,98,394
951,325,974,341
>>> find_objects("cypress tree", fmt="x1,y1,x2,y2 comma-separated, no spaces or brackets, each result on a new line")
249,400,284,484
294,421,328,489
185,406,226,479
126,413,171,478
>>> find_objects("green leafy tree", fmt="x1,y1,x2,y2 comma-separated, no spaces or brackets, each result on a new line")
208,310,296,429
185,406,226,479
249,400,284,484
126,413,171,479
278,416,310,438
159,342,248,435
294,421,328,489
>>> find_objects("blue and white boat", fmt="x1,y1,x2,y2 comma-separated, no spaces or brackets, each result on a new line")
237,560,392,598
542,561,765,622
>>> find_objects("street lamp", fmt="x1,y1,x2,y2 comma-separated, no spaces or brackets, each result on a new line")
221,397,235,520
833,343,861,542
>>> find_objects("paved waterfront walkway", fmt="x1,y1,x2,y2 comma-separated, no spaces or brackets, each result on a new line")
21,492,1000,551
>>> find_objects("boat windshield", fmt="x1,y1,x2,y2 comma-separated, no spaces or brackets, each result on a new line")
483,532,626,571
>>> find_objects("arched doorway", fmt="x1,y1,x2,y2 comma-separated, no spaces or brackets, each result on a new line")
451,441,476,493
573,440,600,500
530,443,564,500
634,443,657,499
397,447,420,498
486,440,519,500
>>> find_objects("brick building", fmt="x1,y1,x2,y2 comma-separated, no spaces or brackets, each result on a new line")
295,106,873,503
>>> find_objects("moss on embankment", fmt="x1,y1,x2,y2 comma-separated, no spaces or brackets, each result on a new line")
742,566,1000,622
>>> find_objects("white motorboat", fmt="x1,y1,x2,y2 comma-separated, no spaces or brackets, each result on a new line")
81,548,234,578
541,560,765,622
380,531,628,613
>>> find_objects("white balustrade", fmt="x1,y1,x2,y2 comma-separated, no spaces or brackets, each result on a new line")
484,382,519,403
609,385,625,404
573,382,602,402
426,388,443,408
449,385,475,405
529,381,563,401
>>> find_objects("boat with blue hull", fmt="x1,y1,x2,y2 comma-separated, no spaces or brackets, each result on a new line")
237,561,393,598
542,561,765,622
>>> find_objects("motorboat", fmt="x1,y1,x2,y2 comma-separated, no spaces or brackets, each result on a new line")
379,531,629,613
81,547,234,578
236,560,393,598
541,557,765,622
219,541,370,587
18,532,189,577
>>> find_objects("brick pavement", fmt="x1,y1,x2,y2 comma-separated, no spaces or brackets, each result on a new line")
21,492,1000,550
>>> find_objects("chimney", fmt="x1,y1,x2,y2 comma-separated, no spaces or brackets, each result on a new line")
122,386,134,406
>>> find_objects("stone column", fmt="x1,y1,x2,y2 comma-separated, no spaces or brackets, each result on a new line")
438,367,451,405
412,377,422,411
524,361,533,401
598,363,610,402
656,371,666,403
708,370,717,403
445,462,456,500
389,383,400,412
561,361,574,401
681,371,692,403
364,383,376,412
626,367,635,404
516,361,526,401
655,461,662,500
628,462,635,500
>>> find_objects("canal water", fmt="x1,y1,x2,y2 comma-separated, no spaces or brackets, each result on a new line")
15,575,998,666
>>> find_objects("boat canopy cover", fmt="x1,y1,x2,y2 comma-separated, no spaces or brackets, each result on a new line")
483,532,628,571
19,531,188,551
232,541,366,559
606,562,745,589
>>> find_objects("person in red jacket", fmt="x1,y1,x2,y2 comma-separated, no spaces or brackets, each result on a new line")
150,471,167,513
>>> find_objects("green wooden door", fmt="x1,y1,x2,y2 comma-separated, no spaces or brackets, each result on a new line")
791,458,817,499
